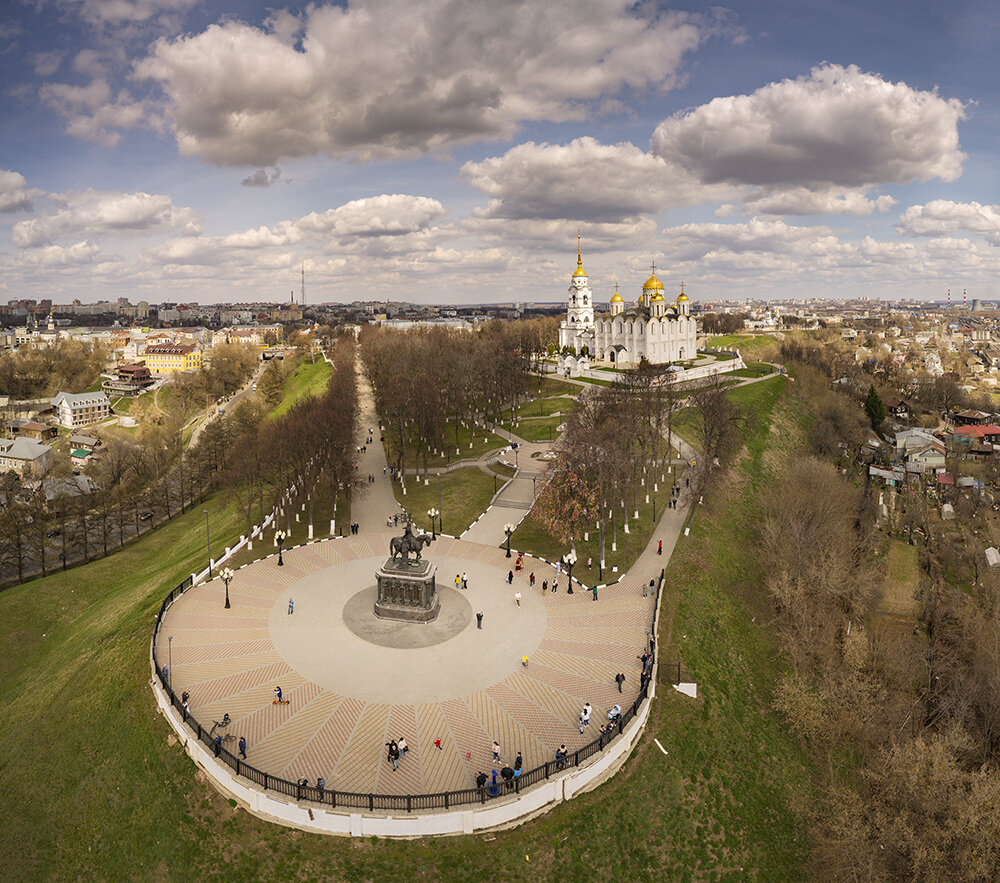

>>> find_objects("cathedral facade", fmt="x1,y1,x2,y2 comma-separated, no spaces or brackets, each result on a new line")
557,239,698,366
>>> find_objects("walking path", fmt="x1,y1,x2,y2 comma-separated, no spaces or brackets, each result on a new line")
160,363,692,798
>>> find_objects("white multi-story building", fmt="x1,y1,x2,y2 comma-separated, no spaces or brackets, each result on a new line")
558,238,698,365
51,391,112,428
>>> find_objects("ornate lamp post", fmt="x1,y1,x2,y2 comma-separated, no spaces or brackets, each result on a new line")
504,522,515,558
427,508,439,540
203,509,212,578
221,566,234,609
565,549,577,593
274,529,287,566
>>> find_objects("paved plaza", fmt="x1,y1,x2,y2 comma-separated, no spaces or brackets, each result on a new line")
160,368,683,797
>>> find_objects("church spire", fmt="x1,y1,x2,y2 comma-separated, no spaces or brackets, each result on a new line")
572,230,588,278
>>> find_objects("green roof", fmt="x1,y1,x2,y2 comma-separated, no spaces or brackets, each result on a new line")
70,449,90,458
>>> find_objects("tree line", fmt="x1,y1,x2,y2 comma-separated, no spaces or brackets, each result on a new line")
359,319,557,476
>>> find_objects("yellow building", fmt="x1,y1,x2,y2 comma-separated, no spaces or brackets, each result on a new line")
143,343,203,375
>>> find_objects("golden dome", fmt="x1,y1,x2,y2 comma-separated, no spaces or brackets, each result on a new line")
650,292,665,302
642,261,664,291
677,281,689,302
610,290,623,303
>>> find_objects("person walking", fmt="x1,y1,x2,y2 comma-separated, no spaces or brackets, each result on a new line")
492,740,501,763
515,590,521,608
592,584,598,601
476,611,484,629
521,655,528,667
455,574,461,590
529,572,535,587
541,580,547,594
615,673,625,693
476,770,488,793
462,572,468,589
434,738,443,750
552,578,558,594
514,752,523,778
507,570,514,585
398,737,408,756
238,736,247,759
386,740,400,770
556,744,567,769
657,539,662,555
582,703,592,725
287,598,294,614
274,685,283,702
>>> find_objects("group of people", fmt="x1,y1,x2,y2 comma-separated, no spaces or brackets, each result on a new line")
348,521,361,534
476,745,523,795
364,472,377,483
385,737,409,770
454,573,468,590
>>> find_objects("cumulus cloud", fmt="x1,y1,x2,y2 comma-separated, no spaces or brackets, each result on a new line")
13,241,103,268
135,0,713,165
728,187,897,217
896,200,1000,245
241,167,283,188
462,137,733,223
661,217,851,265
0,170,37,213
12,190,200,247
40,76,148,146
652,64,966,193
55,0,197,28
296,194,446,239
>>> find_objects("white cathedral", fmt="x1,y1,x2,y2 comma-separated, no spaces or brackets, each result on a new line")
557,237,698,366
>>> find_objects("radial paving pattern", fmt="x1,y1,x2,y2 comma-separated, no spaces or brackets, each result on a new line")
162,532,656,795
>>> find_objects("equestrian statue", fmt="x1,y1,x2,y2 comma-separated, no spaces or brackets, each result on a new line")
390,519,433,563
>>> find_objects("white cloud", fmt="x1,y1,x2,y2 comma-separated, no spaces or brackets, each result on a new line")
12,190,200,247
13,241,103,268
730,187,897,217
135,0,713,165
896,200,1000,245
0,170,36,213
40,77,148,146
651,64,966,191
57,0,197,28
296,194,446,239
462,137,733,223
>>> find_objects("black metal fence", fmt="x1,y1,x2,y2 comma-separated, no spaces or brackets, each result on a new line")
151,567,664,813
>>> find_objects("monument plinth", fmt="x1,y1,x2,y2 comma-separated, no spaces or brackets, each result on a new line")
374,520,439,622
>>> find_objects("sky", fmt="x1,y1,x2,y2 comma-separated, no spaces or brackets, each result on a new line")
0,0,998,306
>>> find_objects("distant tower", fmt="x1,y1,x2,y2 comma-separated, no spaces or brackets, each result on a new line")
301,263,306,307
948,289,951,309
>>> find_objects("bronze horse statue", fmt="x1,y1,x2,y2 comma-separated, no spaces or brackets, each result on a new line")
390,522,433,562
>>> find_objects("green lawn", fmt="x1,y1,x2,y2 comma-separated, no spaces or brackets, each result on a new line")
271,357,332,418
513,395,577,420
531,375,578,397
706,333,776,352
499,414,567,443
396,468,496,535
651,377,814,876
511,484,666,588
394,468,498,536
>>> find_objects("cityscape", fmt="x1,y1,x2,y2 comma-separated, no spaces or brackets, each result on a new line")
2,1,1000,881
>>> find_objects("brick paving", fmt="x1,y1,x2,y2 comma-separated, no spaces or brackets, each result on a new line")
159,365,687,797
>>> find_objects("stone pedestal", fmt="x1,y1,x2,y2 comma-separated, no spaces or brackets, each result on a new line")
374,558,439,622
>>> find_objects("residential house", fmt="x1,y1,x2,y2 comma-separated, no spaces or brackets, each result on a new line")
953,409,991,426
908,441,947,470
69,434,100,452
884,398,912,422
16,421,57,441
51,391,111,428
895,428,941,456
41,474,96,502
102,362,153,397
0,437,52,475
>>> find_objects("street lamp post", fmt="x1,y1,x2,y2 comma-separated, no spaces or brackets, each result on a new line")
204,509,212,578
565,549,577,594
275,529,287,566
221,566,234,609
652,495,656,522
427,508,439,540
168,635,172,689
504,522,515,558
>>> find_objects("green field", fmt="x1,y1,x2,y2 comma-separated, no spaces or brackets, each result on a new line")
513,395,577,420
395,467,498,536
387,422,509,471
499,414,567,443
706,333,777,352
271,357,332,417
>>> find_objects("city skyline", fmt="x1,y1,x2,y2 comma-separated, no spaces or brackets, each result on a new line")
1,0,998,305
